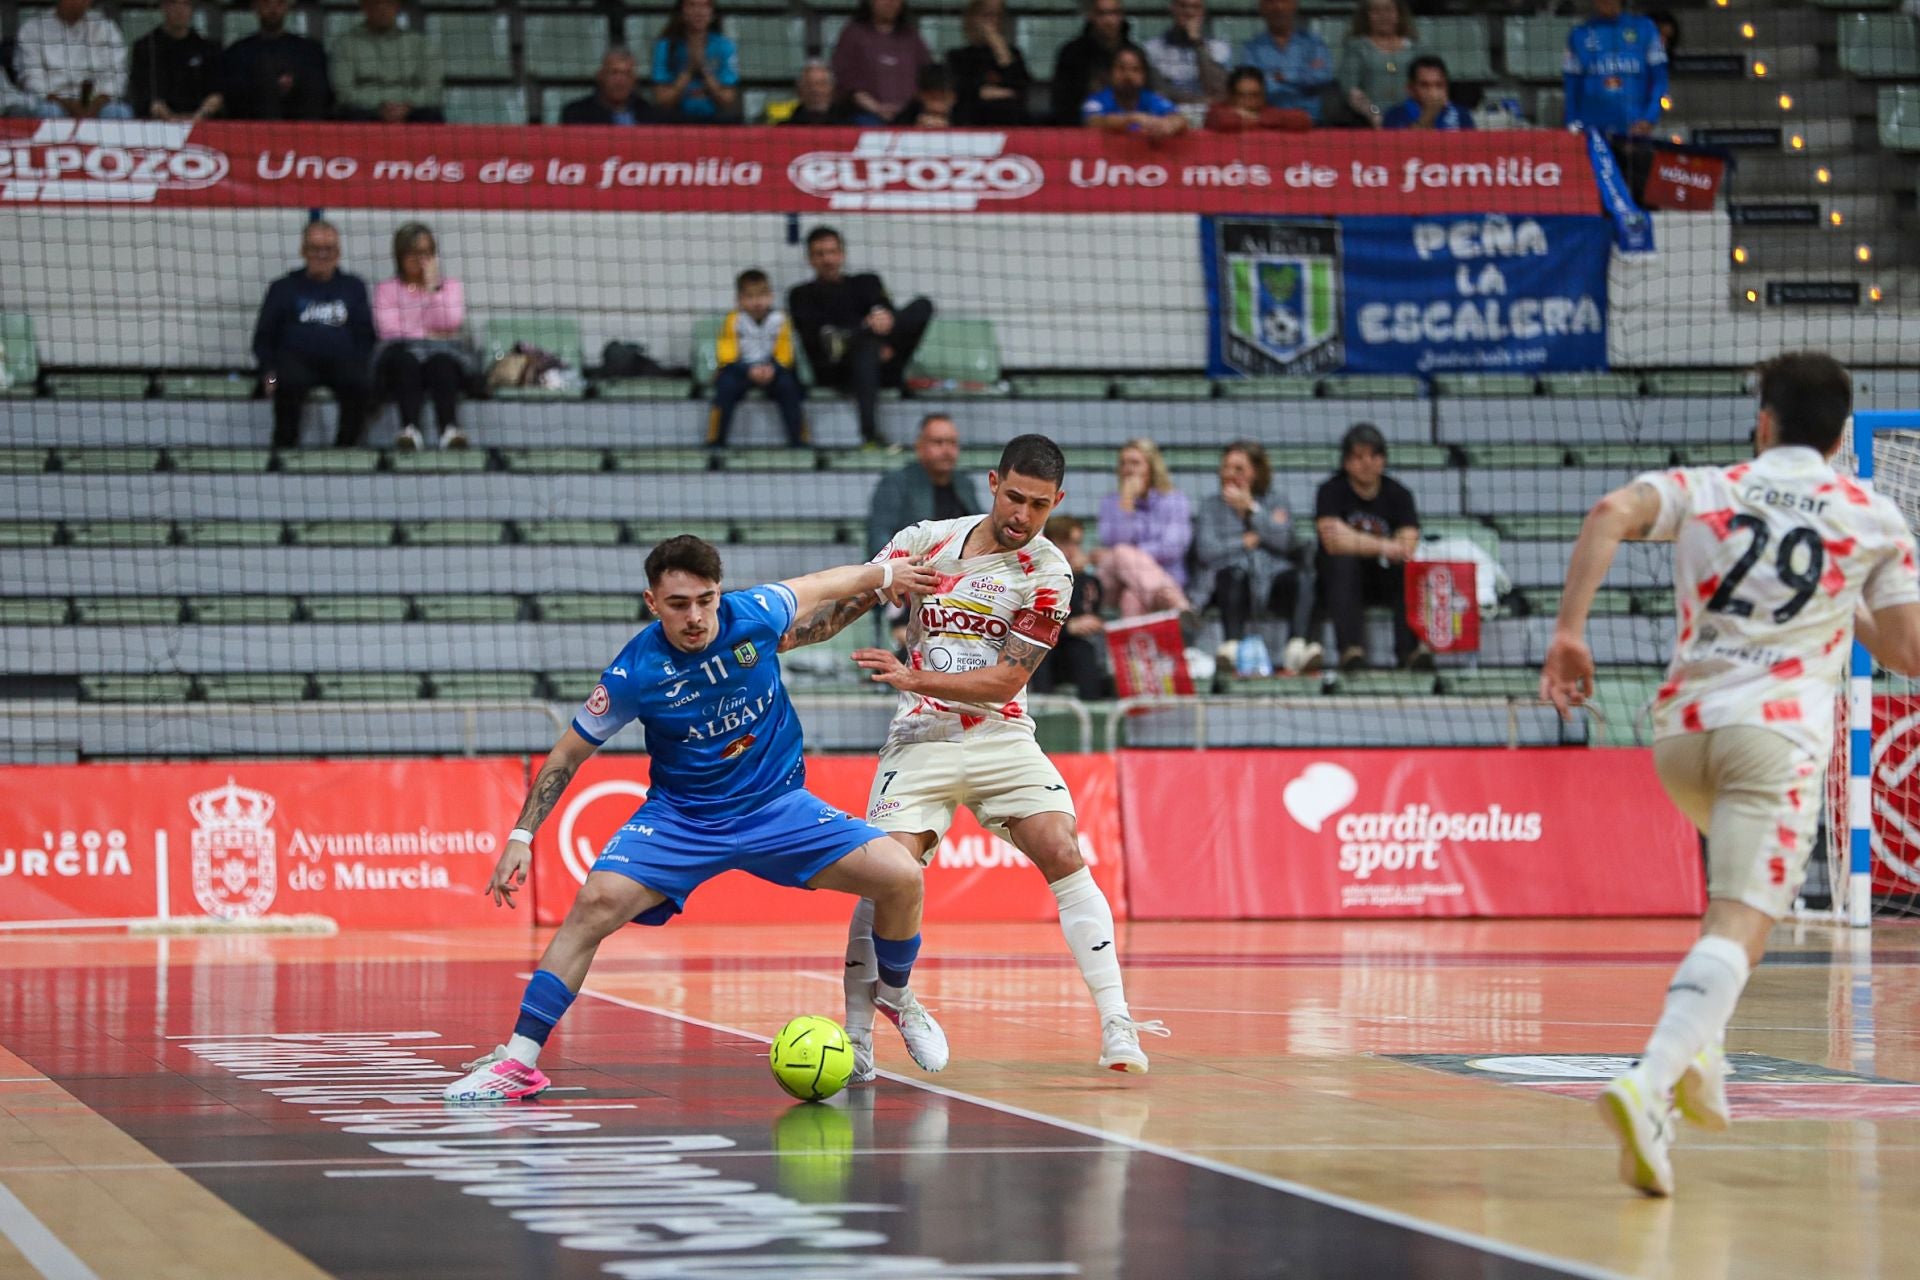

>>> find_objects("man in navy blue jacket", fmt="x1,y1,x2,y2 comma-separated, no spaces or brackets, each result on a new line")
251,220,374,447
1563,0,1667,138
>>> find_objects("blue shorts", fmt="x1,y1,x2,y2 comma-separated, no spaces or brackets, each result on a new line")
588,786,886,926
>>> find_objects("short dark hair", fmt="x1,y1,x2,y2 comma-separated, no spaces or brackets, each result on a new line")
735,268,770,292
999,433,1067,487
1408,54,1448,83
1340,422,1388,461
645,535,724,588
1758,351,1851,453
1110,43,1148,73
916,63,953,94
1045,513,1084,543
1226,66,1264,95
805,225,841,251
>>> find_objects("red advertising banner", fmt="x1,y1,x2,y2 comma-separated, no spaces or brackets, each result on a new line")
1405,560,1480,654
1869,695,1920,898
0,120,1599,215
0,759,524,927
1104,612,1195,698
1118,748,1702,919
529,752,1125,926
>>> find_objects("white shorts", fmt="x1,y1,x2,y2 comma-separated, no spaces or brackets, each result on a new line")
866,735,1076,862
1653,726,1824,919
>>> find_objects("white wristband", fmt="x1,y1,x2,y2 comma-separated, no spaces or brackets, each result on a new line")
880,562,894,591
508,828,535,847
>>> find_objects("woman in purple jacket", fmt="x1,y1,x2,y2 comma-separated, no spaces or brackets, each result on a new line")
1096,437,1195,617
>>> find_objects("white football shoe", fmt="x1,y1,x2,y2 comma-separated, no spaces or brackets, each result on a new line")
1098,1016,1171,1074
1675,1044,1731,1131
1597,1070,1676,1197
875,990,948,1073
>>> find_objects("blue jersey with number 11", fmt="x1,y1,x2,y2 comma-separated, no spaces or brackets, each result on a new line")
571,583,803,820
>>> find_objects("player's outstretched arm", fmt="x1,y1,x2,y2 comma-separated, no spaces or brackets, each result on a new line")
778,559,939,652
485,726,599,909
1540,482,1663,717
1856,602,1920,678
852,631,1046,707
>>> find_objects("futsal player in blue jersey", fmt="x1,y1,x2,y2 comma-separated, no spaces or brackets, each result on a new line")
445,535,950,1101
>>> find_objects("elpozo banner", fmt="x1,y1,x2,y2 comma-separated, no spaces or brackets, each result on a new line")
1201,213,1612,378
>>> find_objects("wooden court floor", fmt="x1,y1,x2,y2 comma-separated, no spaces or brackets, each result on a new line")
1,917,1916,1280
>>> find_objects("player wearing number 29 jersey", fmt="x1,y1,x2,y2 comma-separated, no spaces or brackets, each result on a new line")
1542,353,1920,1200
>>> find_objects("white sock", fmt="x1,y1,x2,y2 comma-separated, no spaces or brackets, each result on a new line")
1637,934,1750,1093
506,1033,543,1068
1050,867,1129,1024
844,898,878,1033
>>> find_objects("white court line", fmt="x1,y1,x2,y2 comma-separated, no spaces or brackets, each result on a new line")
0,1077,49,1083
0,1184,101,1280
573,985,1632,1280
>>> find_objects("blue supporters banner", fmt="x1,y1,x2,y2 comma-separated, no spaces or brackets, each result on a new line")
1202,214,1611,379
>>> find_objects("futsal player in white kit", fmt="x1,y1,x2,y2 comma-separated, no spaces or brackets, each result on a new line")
781,433,1168,1080
1540,352,1920,1196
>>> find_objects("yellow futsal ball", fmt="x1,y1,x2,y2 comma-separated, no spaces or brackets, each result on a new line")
769,1015,854,1102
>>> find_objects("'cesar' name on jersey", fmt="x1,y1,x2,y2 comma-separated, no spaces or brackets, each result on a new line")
1740,482,1828,517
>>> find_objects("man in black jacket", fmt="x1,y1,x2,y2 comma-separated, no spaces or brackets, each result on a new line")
130,0,221,119
217,0,329,119
1049,0,1129,125
559,48,655,125
251,220,375,448
787,226,934,448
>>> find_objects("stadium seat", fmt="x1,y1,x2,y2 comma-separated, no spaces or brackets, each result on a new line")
597,380,693,401
1432,374,1537,397
432,13,512,80
1009,375,1113,398
729,16,812,83
919,14,963,54
1541,373,1642,397
429,672,543,700
483,317,585,397
304,596,412,623
277,449,381,473
906,317,1002,387
177,520,285,546
400,522,511,546
1018,15,1084,73
1322,375,1423,399
0,599,67,625
539,85,588,124
1838,13,1920,79
606,449,712,473
0,313,39,396
444,85,529,125
67,521,174,547
537,594,643,623
199,673,310,702
515,519,624,545
1881,87,1920,151
1214,377,1319,400
289,522,398,546
0,522,60,547
388,448,490,474
73,597,184,625
51,447,158,472
413,595,524,624
1644,371,1750,397
1420,16,1492,84
1503,16,1577,82
189,596,300,624
45,373,149,398
313,672,426,700
0,448,46,473
1114,376,1215,401
78,675,193,703
499,449,611,474
167,448,274,473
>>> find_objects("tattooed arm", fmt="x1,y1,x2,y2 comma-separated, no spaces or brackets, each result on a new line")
779,588,883,653
851,633,1051,707
484,727,599,908
777,558,940,652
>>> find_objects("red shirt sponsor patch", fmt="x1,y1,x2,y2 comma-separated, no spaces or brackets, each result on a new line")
1010,607,1063,647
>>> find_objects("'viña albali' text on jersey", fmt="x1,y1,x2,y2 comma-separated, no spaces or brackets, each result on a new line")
571,584,804,818
1639,447,1919,758
873,515,1073,747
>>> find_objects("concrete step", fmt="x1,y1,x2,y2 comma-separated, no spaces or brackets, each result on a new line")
1726,225,1911,271
1664,114,1863,153
1664,78,1874,120
1728,192,1902,230
1730,153,1919,197
1678,8,1837,50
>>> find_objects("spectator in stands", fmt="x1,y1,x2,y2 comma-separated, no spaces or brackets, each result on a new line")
789,226,935,449
947,0,1030,127
1205,65,1311,131
373,222,472,452
0,65,34,117
1646,8,1679,59
709,268,807,449
1240,0,1333,123
1049,0,1129,126
1143,0,1229,110
330,0,443,123
1096,438,1194,619
252,220,375,449
1382,54,1470,129
216,0,329,121
831,0,932,125
651,0,740,123
1338,0,1419,128
1563,0,1666,140
1082,44,1185,136
1193,441,1317,674
561,48,655,125
866,413,980,557
776,60,855,124
1030,514,1112,701
129,0,221,120
1313,422,1425,672
15,0,133,119
897,64,957,127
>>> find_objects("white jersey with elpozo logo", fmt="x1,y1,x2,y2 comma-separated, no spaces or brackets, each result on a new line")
1640,445,1918,758
871,515,1072,747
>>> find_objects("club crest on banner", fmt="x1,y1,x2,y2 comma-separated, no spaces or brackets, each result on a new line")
1205,218,1343,377
189,777,278,918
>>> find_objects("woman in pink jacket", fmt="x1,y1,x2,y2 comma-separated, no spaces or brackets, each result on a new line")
373,223,473,450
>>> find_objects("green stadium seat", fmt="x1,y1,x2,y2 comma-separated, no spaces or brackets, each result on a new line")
1114,376,1215,401
1421,16,1492,83
1327,671,1442,696
79,675,193,703
0,448,47,473
1644,371,1750,396
1523,587,1636,618
166,448,274,473
0,599,69,625
413,595,523,623
1504,16,1577,82
46,373,149,399
51,448,160,473
631,519,732,544
199,673,311,702
177,520,286,546
1678,442,1750,467
1493,514,1585,540
516,519,624,545
522,13,614,79
607,449,714,473
1541,373,1642,397
190,596,299,624
313,672,426,700
1321,375,1424,399
444,86,529,125
430,672,542,700
1010,375,1113,399
276,449,381,473
724,449,820,472
907,317,1003,388
597,380,693,401
919,13,963,53
73,597,184,624
67,521,175,547
289,522,398,547
1215,377,1319,400
545,671,602,700
0,313,38,396
730,16,812,82
1567,444,1679,468
1838,13,1920,79
400,521,509,546
538,594,644,623
158,373,254,399
1440,669,1538,698
303,596,411,623
500,448,610,474
0,522,58,547
432,12,513,79
735,519,846,545
1881,87,1920,151
1462,443,1572,469
1432,374,1537,397
483,316,584,398
1018,15,1084,71
387,448,490,473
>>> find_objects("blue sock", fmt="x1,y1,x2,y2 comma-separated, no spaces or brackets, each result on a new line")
513,969,576,1046
872,933,921,990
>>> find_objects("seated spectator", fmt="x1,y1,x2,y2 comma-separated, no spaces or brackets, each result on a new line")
130,0,221,120
252,220,374,449
1240,0,1333,123
1096,438,1194,619
330,0,443,123
947,0,1029,127
1563,0,1666,140
216,0,329,121
1082,44,1186,137
561,48,655,125
652,0,740,123
1382,54,1470,130
1193,441,1318,673
788,226,934,449
1143,0,1229,110
1030,515,1112,701
776,60,855,125
866,413,979,556
1312,422,1425,672
709,269,807,449
830,0,932,125
15,0,133,119
373,222,472,452
1339,0,1419,128
1205,65,1311,131
1049,0,1129,126
897,64,957,127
